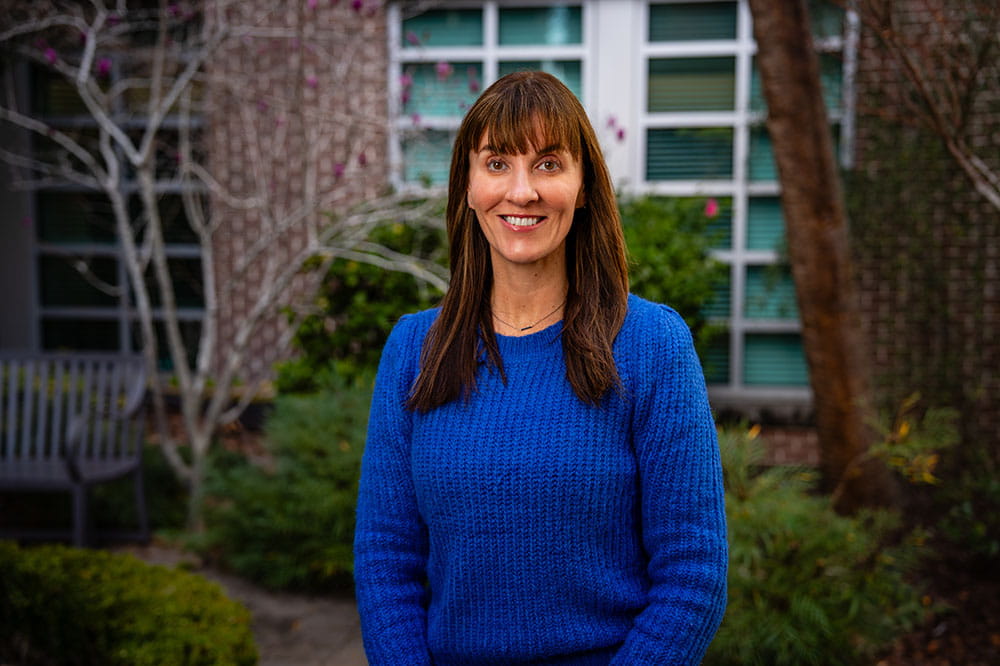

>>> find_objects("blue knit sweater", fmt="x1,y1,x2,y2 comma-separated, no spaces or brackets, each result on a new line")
354,295,727,665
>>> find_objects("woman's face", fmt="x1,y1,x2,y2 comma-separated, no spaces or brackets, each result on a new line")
466,131,585,276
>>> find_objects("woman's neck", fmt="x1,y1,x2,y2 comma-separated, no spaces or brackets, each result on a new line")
490,265,568,336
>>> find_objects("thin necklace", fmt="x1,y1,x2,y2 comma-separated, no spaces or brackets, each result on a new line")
492,300,566,332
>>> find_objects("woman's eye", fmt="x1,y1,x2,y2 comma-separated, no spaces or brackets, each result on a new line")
486,159,505,171
538,159,560,172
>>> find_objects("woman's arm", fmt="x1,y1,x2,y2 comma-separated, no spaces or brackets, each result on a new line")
612,306,728,664
354,316,434,664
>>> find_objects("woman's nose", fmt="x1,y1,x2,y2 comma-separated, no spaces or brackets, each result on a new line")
506,166,539,205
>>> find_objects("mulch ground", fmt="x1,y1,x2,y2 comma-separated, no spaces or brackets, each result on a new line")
877,556,1000,666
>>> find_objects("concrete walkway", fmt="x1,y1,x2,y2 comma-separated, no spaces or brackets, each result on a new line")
117,544,367,666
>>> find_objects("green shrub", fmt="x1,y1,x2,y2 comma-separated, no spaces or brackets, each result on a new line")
0,541,257,666
200,378,370,591
706,427,927,666
619,195,727,361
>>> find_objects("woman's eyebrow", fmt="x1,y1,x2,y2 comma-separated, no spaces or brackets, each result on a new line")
475,143,565,155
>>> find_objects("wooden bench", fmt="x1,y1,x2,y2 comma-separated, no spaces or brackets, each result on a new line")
0,353,149,547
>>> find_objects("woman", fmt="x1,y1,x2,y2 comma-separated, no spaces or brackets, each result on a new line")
354,71,727,665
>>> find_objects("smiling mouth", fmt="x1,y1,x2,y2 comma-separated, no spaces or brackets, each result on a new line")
501,215,544,228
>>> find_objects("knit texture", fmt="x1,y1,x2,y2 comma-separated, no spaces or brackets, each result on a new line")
354,294,727,665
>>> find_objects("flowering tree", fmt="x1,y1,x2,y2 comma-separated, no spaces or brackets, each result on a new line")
0,0,446,528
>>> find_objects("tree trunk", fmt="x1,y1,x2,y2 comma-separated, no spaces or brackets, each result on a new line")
747,0,896,512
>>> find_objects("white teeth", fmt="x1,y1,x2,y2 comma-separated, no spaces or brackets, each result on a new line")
502,215,542,227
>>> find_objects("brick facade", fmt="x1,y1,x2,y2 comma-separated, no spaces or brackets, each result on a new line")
849,0,1000,457
206,1,389,382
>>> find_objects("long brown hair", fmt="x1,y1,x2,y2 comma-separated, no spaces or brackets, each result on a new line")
407,71,629,411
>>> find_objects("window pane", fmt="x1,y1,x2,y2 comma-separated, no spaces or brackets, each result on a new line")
134,320,201,371
42,318,120,352
744,333,809,385
707,198,732,249
31,66,87,115
402,9,483,47
403,130,452,186
499,6,582,45
647,128,733,180
403,62,482,117
747,197,784,250
129,194,200,244
37,192,117,244
751,54,843,113
745,266,798,319
748,126,777,182
703,333,730,384
808,0,845,39
703,273,731,319
649,2,737,42
498,60,582,99
39,256,119,308
648,58,735,112
143,258,204,309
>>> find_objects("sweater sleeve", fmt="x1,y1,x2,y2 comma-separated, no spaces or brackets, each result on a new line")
354,315,433,664
611,306,728,665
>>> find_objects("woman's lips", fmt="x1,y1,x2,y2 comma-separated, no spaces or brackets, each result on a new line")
501,215,544,230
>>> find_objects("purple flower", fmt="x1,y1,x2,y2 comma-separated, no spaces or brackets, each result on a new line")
334,163,346,178
351,0,363,11
405,30,420,46
96,57,112,77
468,78,480,93
607,115,618,129
399,73,413,88
616,128,626,143
411,113,421,125
256,99,269,113
306,75,318,89
704,198,720,219
358,152,368,167
435,61,453,81
43,47,57,64
168,3,181,16
308,0,318,8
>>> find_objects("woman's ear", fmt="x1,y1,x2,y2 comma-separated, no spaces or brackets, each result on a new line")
576,188,586,209
467,189,475,211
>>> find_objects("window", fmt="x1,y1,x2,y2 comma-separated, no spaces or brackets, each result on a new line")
390,0,855,408
29,61,204,368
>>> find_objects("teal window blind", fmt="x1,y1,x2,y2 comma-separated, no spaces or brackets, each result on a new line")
703,334,731,384
707,199,732,249
647,128,733,180
403,130,453,187
499,6,582,45
746,197,784,250
648,2,738,42
648,57,736,112
808,0,845,39
402,9,483,47
748,126,777,181
42,318,120,352
39,256,119,308
744,333,809,386
498,60,582,98
744,265,798,319
403,62,483,117
703,274,732,319
750,54,843,113
37,192,117,244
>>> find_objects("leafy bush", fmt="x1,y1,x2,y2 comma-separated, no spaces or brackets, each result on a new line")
706,427,927,666
619,195,727,360
199,378,371,591
0,541,257,666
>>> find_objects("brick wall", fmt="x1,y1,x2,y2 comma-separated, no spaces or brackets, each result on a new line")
206,1,389,383
849,0,1000,456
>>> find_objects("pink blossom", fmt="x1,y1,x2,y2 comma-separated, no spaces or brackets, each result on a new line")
616,128,626,142
405,30,421,46
607,115,618,129
468,78,480,93
411,113,421,125
306,75,318,89
704,198,720,218
256,99,269,113
435,61,453,81
96,57,112,77
358,152,368,167
399,73,413,88
168,3,181,16
351,0,363,11
334,163,345,178
43,47,57,64
400,91,411,106
307,0,318,8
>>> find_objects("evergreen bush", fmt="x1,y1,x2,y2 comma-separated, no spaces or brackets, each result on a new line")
0,541,257,666
199,377,370,591
705,427,927,666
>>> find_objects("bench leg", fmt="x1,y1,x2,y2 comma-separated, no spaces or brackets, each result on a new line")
72,484,89,548
134,470,150,544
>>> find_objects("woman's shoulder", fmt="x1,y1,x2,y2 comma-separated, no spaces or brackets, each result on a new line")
386,306,440,348
622,293,693,342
